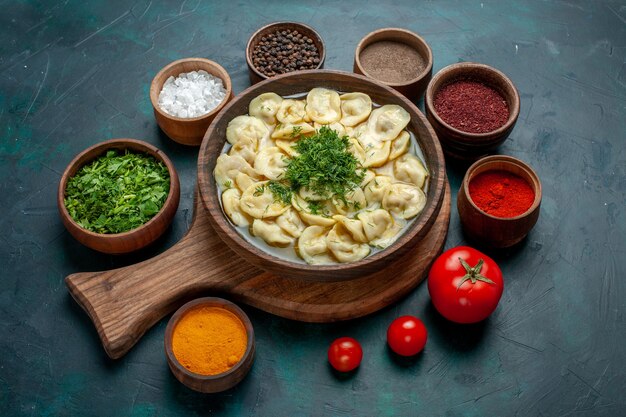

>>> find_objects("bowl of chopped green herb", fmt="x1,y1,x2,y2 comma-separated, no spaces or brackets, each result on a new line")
198,70,446,281
58,138,180,254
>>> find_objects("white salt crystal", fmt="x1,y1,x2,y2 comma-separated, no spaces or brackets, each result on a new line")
158,70,227,118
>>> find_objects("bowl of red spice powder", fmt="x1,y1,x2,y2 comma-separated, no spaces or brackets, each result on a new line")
425,62,520,161
457,155,541,248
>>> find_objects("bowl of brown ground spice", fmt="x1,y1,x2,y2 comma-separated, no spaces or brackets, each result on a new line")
425,62,520,162
164,297,255,393
354,28,433,101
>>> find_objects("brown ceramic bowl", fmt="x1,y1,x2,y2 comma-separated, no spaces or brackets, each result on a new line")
150,58,234,146
457,155,541,248
354,27,433,101
246,21,326,85
58,138,180,254
197,70,446,282
164,297,255,393
425,62,520,161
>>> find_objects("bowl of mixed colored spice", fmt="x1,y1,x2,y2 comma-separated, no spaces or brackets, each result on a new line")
246,21,325,84
57,138,180,254
425,62,520,161
164,297,255,393
457,155,541,248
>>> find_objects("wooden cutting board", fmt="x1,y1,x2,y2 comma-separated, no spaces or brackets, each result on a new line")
66,182,450,359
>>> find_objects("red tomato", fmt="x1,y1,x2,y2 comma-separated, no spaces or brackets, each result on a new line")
328,337,362,372
387,316,427,356
428,246,503,323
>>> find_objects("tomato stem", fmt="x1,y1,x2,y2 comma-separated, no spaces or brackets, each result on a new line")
457,257,496,289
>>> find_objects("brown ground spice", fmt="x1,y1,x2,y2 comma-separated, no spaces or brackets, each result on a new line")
434,80,509,133
359,41,426,84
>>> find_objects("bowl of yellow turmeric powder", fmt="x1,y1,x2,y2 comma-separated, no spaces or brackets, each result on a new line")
164,297,255,393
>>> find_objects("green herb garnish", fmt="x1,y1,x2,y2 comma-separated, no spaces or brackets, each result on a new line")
306,200,323,215
267,181,292,205
64,150,170,234
287,126,364,200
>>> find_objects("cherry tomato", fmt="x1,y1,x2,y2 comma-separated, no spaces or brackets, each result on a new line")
387,316,427,356
428,246,503,323
328,337,362,372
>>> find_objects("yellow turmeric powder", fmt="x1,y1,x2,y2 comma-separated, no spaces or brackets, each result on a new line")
172,306,247,375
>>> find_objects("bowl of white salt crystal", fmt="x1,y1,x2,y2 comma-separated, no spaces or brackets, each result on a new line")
150,58,233,146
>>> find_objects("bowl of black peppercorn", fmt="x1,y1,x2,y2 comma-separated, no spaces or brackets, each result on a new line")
246,22,325,84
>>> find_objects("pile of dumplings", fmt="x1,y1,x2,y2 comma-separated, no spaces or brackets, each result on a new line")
214,88,429,265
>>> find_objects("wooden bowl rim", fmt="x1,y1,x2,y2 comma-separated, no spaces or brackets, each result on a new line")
149,58,233,123
354,27,433,87
197,69,445,276
462,154,542,221
164,297,255,382
425,62,520,139
57,138,180,239
245,21,326,81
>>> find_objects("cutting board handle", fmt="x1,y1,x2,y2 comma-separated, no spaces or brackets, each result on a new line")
66,195,259,359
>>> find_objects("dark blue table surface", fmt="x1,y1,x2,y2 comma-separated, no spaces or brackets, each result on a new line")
1,1,625,416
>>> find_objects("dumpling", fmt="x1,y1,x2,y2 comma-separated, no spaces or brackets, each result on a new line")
235,172,256,193
229,135,257,165
214,154,258,188
382,183,427,219
226,115,269,145
340,92,372,127
360,169,376,188
394,154,428,188
249,92,283,125
314,121,346,137
297,225,335,265
363,175,393,205
240,181,289,219
276,208,306,238
275,139,299,157
357,209,404,249
251,219,294,247
299,187,331,201
292,195,336,227
276,99,309,124
367,105,410,142
254,147,288,180
332,215,368,243
348,138,366,165
389,131,410,161
363,141,391,168
333,188,367,215
306,88,341,124
222,188,251,227
326,223,370,263
271,122,315,140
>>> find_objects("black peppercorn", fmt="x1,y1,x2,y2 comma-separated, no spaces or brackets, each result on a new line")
252,27,321,77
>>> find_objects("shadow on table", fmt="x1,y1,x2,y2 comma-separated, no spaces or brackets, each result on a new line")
423,302,489,353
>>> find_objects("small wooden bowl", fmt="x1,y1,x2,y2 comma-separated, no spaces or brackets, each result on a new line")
354,28,433,101
457,155,541,248
425,62,520,161
150,58,234,146
58,138,180,254
198,70,446,281
164,297,255,393
246,21,326,85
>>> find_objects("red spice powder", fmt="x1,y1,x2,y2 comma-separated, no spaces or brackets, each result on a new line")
434,80,509,133
469,170,534,218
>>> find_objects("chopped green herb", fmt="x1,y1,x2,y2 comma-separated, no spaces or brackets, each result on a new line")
267,181,292,205
64,150,170,234
254,185,265,196
223,180,232,189
290,125,303,138
306,200,323,215
286,126,365,202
